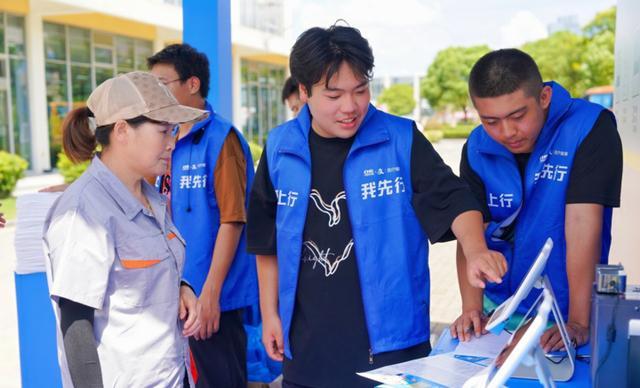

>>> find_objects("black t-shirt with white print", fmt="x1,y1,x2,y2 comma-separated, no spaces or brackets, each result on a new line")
285,129,375,387
248,125,483,387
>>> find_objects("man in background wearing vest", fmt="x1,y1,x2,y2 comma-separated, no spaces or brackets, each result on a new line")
247,24,508,387
149,44,257,387
451,49,622,357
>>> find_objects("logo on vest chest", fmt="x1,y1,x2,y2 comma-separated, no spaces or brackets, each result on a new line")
178,163,208,190
181,162,207,171
361,177,406,200
363,166,400,177
534,163,568,183
275,189,299,207
488,193,514,208
360,165,405,200
552,149,569,157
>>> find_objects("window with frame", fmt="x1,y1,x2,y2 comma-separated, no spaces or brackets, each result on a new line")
0,13,30,164
240,60,287,147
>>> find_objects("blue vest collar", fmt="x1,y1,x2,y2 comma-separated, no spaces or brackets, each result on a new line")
533,81,572,151
277,104,312,164
181,101,215,141
281,103,389,160
350,104,390,154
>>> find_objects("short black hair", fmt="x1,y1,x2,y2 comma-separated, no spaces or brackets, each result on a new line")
281,77,299,102
469,48,543,99
290,24,374,97
147,43,210,99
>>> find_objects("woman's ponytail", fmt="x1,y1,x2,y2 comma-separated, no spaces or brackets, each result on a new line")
61,106,97,163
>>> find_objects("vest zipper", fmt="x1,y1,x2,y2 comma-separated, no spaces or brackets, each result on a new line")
368,348,374,365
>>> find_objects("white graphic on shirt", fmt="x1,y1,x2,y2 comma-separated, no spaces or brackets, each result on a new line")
309,189,346,227
302,239,355,277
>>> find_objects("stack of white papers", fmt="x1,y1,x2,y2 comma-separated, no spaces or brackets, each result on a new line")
453,330,511,359
14,192,61,274
358,329,511,387
359,354,486,387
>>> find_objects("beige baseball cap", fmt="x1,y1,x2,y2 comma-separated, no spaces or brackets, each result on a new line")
87,71,208,126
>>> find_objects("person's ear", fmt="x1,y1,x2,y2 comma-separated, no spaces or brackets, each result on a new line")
299,84,309,103
539,85,552,110
113,120,130,144
187,76,201,97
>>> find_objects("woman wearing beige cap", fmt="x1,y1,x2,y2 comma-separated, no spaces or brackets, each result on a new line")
43,71,208,387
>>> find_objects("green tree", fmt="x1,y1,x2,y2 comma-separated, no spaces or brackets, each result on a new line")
582,30,615,88
521,6,616,96
421,45,490,120
522,31,586,96
421,6,615,115
378,84,415,116
581,6,616,88
583,6,616,38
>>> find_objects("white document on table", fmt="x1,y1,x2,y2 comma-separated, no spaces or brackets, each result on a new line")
358,329,511,387
454,330,511,358
358,353,485,387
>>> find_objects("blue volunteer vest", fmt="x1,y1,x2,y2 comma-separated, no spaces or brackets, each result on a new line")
466,82,611,318
171,102,258,311
266,104,430,358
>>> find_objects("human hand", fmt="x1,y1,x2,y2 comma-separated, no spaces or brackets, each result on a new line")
495,322,531,366
465,249,507,288
540,321,588,353
179,284,201,337
450,309,488,342
195,283,221,340
262,312,284,361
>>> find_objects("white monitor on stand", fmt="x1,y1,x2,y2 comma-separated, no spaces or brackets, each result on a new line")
483,237,576,382
466,288,557,388
485,238,553,334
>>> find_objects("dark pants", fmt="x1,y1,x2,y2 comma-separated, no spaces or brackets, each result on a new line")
189,309,247,388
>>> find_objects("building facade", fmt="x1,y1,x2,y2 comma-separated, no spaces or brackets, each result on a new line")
0,0,291,172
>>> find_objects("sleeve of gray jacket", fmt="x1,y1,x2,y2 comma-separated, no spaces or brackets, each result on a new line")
46,204,115,310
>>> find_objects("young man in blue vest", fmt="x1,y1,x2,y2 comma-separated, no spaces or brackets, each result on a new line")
451,49,622,355
149,44,257,387
247,25,507,387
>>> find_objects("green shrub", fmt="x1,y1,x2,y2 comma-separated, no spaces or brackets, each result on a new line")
249,142,263,164
424,130,444,143
0,196,16,220
442,124,477,139
0,151,28,198
57,153,90,183
423,121,446,131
